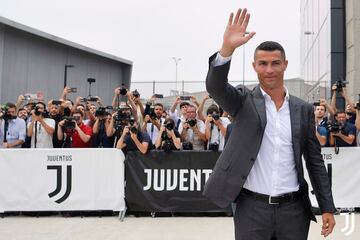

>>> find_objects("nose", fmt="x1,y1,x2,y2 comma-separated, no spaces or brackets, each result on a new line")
265,65,274,74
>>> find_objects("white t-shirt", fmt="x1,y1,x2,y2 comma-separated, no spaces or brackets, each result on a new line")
28,118,55,148
146,118,165,144
207,117,231,151
178,119,206,150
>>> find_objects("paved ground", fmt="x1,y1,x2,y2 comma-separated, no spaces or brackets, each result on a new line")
0,214,359,240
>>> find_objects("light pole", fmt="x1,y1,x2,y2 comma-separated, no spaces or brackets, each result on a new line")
64,64,75,88
172,57,181,94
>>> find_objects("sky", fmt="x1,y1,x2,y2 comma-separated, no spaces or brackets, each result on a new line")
0,0,300,98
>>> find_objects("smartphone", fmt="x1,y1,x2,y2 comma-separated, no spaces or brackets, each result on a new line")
24,94,38,101
69,87,77,93
88,97,99,102
180,96,190,101
154,94,164,98
52,100,62,105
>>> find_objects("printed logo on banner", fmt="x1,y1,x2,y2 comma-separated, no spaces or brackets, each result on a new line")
340,212,356,236
143,169,212,191
47,156,72,203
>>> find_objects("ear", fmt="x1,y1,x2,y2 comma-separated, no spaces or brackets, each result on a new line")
252,61,256,70
283,60,288,70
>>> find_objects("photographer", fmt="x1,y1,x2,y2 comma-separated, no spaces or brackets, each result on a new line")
116,119,150,154
143,101,165,144
57,110,93,148
47,100,64,148
356,108,360,146
92,109,114,148
0,102,26,148
329,110,356,147
205,104,230,151
27,102,55,148
314,103,329,147
155,118,181,151
169,96,190,130
178,104,206,150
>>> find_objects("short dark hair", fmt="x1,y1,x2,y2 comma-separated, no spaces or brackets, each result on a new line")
179,102,190,109
154,103,163,109
72,109,84,117
335,110,345,117
254,41,286,60
5,102,16,109
206,104,220,115
36,102,46,109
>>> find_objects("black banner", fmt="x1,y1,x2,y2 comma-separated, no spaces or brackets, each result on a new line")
125,151,230,212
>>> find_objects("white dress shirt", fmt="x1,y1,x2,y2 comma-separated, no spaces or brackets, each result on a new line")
213,52,299,196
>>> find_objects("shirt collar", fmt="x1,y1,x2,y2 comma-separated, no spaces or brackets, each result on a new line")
259,86,290,101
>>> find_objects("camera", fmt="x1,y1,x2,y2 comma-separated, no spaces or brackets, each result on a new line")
208,142,219,151
335,79,348,92
63,116,76,132
182,141,193,150
132,89,140,98
326,121,343,133
165,122,174,131
95,106,113,117
129,117,138,134
87,78,96,83
180,96,190,101
120,87,127,96
34,106,42,116
69,87,77,93
0,105,16,120
212,114,220,121
149,106,157,120
82,97,98,102
186,119,197,127
52,100,62,105
24,94,38,101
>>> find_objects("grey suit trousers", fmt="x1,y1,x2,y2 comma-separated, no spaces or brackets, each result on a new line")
234,192,311,240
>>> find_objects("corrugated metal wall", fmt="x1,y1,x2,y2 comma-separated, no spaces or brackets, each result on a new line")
0,25,132,106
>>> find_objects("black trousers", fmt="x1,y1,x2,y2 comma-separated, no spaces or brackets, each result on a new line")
234,192,311,240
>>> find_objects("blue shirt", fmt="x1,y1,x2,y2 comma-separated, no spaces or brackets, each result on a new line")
0,117,27,148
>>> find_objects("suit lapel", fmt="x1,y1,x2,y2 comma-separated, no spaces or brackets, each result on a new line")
289,95,301,164
251,86,267,130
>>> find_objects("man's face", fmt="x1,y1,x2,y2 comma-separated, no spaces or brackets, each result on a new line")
7,107,16,117
77,105,85,114
18,110,28,119
90,105,96,114
186,106,197,119
335,113,346,124
314,106,325,119
49,104,60,115
252,50,288,91
180,104,188,115
154,105,163,118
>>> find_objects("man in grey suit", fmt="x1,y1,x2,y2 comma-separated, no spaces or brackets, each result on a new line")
204,8,336,240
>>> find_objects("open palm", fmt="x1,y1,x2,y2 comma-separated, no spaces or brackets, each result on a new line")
220,8,256,57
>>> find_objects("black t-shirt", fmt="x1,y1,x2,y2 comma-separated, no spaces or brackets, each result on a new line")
49,114,63,148
335,121,357,147
159,129,181,151
92,121,115,148
123,131,151,154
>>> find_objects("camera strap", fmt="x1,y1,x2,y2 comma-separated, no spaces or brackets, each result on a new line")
34,121,38,148
209,124,220,144
3,119,9,143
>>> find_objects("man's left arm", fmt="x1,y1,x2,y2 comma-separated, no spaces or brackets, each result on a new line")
303,105,336,237
75,125,92,143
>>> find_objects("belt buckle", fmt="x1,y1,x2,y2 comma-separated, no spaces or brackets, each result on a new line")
268,196,279,205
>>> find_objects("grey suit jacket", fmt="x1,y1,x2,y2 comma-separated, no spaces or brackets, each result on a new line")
203,53,336,221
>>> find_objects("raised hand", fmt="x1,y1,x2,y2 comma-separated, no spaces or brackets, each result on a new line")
220,8,256,57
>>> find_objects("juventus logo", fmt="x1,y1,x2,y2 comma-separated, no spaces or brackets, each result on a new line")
340,212,356,236
47,165,72,204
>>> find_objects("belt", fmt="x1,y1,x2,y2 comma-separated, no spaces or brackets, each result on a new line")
240,188,302,205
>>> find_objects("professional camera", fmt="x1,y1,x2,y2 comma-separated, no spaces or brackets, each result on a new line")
120,87,127,96
0,105,16,120
95,106,112,117
326,121,343,133
182,141,193,150
335,79,349,92
113,106,132,131
82,97,98,102
63,116,76,131
165,122,174,131
132,89,140,98
149,106,157,120
34,106,42,116
211,114,220,121
355,94,360,110
208,142,219,151
185,119,197,127
129,117,138,134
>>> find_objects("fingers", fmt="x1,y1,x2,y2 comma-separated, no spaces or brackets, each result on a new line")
237,8,247,25
228,12,234,26
244,32,256,42
233,9,241,25
241,12,251,31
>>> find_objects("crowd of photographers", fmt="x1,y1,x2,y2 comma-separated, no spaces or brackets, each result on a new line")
314,81,360,147
0,86,233,153
1,81,359,152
